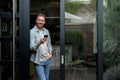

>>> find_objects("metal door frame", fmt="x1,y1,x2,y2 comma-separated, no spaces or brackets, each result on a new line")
0,0,103,79
18,0,103,80
19,0,30,80
60,0,103,80
60,0,65,80
97,0,103,80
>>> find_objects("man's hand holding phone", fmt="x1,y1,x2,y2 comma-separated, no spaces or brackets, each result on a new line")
40,38,46,44
37,35,48,47
40,35,48,43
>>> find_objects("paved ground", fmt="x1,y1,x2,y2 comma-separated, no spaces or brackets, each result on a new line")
49,67,96,80
31,67,96,80
65,67,96,80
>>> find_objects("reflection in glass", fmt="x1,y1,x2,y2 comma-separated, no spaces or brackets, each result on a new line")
65,0,97,80
1,65,13,80
0,0,19,80
0,0,19,13
0,18,19,37
0,41,19,60
0,41,13,60
0,41,19,80
0,18,13,36
103,0,120,80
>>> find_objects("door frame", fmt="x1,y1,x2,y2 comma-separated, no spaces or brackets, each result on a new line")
0,0,103,80
19,0,30,80
97,0,103,80
60,0,65,80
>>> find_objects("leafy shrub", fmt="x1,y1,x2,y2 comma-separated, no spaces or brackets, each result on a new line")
103,40,120,71
104,64,120,80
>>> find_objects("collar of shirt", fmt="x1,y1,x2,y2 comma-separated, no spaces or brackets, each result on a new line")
34,25,45,33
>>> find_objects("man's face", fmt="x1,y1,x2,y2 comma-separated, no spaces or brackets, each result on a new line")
36,16,45,29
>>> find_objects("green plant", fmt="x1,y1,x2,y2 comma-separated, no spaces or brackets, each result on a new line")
104,64,120,80
65,0,81,14
103,0,120,71
65,30,83,53
103,39,120,71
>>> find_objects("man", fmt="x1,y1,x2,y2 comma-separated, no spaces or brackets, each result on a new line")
30,13,52,80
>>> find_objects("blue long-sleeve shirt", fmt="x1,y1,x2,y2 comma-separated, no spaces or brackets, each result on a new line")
30,25,52,64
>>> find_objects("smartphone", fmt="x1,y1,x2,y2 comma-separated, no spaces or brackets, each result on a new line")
44,35,48,38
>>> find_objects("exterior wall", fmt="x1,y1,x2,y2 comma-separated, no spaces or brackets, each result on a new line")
65,23,94,58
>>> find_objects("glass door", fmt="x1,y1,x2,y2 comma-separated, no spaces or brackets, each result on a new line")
0,0,104,80
0,0,30,80
0,0,19,80
103,0,120,80
65,0,97,80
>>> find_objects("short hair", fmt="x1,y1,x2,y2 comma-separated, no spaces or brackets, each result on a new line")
36,13,46,19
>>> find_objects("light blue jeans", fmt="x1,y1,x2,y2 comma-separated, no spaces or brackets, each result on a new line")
34,58,51,80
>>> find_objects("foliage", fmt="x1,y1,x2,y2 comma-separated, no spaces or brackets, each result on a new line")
104,64,120,80
103,0,120,71
90,0,96,10
103,40,120,71
104,0,120,40
65,30,83,44
65,0,82,14
65,30,83,52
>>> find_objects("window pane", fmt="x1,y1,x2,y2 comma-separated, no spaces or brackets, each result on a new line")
65,0,97,80
103,0,120,80
0,65,13,80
